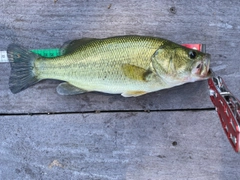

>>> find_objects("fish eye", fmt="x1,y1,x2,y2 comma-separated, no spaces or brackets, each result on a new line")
189,51,197,59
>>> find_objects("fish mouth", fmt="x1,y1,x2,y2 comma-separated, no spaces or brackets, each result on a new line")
199,53,211,78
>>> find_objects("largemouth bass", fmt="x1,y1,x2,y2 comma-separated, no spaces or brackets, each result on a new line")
7,35,211,97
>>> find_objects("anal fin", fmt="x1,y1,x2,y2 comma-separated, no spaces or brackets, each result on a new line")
56,82,87,95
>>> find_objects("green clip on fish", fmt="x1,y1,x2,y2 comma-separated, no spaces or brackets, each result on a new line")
7,35,211,97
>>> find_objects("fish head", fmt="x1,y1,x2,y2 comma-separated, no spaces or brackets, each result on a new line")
151,44,211,84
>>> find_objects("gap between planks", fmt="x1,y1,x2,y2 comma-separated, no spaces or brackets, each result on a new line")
0,108,215,116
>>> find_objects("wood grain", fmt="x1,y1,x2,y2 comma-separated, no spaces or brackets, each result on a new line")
0,111,240,180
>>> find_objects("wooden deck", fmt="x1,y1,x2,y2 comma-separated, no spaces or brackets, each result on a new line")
1,0,240,179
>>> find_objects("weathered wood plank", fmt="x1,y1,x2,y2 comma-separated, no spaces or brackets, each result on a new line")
1,2,240,180
0,111,240,179
0,0,240,113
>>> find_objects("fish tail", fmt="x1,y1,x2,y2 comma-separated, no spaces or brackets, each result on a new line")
7,44,41,94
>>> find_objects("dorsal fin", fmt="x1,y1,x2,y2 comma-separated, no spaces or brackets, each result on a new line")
60,38,97,55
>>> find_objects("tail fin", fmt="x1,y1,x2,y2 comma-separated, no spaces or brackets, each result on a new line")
7,44,41,94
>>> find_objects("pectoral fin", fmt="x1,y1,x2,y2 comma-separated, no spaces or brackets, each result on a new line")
122,64,155,82
56,82,87,95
